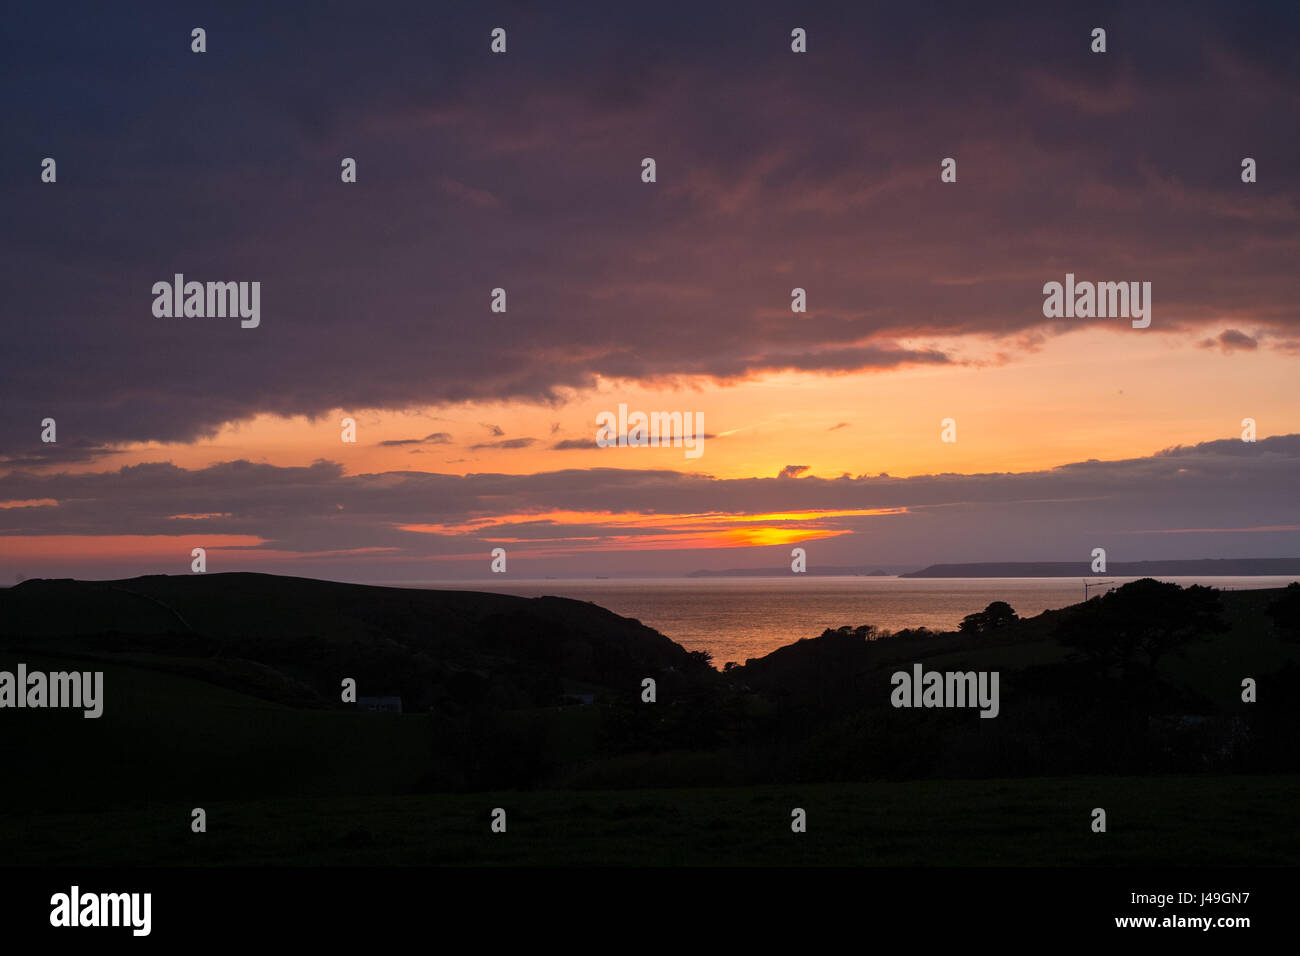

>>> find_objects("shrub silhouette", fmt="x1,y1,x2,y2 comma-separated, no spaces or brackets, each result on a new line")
1053,578,1227,675
958,600,1019,636
1266,581,1300,643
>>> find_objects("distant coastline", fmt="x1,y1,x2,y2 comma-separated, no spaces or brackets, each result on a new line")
686,558,1300,579
900,558,1300,578
688,566,896,578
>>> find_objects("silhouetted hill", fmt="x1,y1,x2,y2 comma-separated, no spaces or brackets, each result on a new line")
3,574,1297,816
0,572,710,709
724,583,1300,782
901,558,1300,577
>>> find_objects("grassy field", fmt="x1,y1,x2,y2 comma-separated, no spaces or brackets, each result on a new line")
0,654,435,812
3,774,1296,866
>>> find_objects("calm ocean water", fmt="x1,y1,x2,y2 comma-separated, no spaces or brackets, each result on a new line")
415,575,1298,666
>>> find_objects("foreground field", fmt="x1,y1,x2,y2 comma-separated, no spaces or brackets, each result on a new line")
5,774,1297,866
3,578,1297,867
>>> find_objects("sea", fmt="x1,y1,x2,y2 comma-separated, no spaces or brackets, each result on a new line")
415,575,1298,666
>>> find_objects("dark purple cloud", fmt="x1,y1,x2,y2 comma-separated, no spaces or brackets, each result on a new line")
1,0,1297,460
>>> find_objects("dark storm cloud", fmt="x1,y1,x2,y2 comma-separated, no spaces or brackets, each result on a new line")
1,0,1298,455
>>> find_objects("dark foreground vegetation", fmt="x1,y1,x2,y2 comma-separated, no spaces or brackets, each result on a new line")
1,574,1297,864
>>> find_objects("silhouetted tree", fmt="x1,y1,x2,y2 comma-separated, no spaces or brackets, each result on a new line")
958,601,1019,636
887,626,938,641
822,624,879,641
1267,582,1300,643
1053,578,1227,674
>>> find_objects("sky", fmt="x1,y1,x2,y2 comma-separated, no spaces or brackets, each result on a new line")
1,0,1298,581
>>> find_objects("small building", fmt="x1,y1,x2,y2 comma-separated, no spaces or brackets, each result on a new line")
358,695,403,713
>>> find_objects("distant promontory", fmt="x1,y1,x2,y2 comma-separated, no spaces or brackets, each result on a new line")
900,558,1300,578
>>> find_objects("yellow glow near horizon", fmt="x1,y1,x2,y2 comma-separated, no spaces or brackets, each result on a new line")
13,326,1297,485
398,507,901,550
